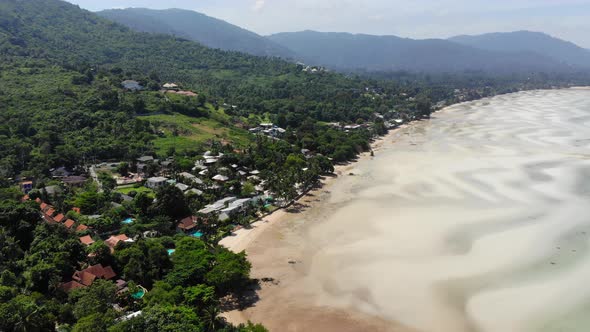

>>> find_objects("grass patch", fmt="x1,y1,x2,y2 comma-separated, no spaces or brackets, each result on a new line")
116,185,155,198
138,109,252,154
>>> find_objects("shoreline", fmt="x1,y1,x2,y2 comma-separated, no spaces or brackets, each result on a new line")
218,124,414,331
217,87,589,331
218,123,403,253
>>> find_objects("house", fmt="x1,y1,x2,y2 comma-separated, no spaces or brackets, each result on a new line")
79,235,95,246
198,197,237,215
61,264,117,291
186,188,203,196
53,213,66,223
20,181,33,193
179,172,204,185
175,183,190,192
64,219,76,230
212,174,229,182
51,167,72,178
146,177,168,189
76,224,89,232
177,216,198,232
62,176,87,187
162,83,178,90
218,198,253,221
121,80,143,91
106,234,133,252
44,185,62,196
137,155,155,163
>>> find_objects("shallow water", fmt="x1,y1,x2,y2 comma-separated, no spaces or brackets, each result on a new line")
301,89,590,332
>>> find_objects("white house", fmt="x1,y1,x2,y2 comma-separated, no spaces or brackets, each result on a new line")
146,177,168,189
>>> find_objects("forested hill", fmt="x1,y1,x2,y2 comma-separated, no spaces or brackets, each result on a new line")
449,31,590,69
96,8,295,59
267,30,571,73
0,0,378,117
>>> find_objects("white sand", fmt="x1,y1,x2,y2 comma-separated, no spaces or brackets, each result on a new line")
221,89,590,332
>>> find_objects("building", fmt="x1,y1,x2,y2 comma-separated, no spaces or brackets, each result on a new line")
105,234,133,253
53,213,66,223
175,183,190,192
218,198,253,221
137,155,155,163
212,174,229,182
162,83,178,90
146,177,168,189
62,176,87,187
64,219,76,230
177,216,198,232
20,181,33,193
61,264,117,292
198,197,237,215
79,235,95,246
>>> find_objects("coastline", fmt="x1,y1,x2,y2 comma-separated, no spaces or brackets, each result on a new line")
217,87,590,331
218,125,416,331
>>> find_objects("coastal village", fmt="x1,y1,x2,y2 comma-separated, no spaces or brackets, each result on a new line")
10,77,495,323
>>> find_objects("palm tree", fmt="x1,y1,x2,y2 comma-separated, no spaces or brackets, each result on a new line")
201,305,223,332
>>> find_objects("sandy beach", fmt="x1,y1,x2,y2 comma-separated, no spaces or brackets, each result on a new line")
220,88,590,332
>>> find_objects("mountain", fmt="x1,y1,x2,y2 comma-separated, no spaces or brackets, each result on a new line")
449,31,590,68
267,30,571,73
97,8,294,58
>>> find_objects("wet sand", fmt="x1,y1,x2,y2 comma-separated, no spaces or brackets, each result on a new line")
221,88,590,332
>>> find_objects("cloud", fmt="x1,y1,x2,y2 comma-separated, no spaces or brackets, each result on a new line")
253,0,266,12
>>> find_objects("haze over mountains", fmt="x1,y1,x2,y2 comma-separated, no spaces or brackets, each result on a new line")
96,8,590,74
97,8,294,58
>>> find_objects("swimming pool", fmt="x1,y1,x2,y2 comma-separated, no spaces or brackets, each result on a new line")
122,218,134,224
167,249,175,255
191,231,203,238
131,288,145,299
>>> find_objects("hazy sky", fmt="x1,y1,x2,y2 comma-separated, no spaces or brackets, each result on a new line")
65,0,590,48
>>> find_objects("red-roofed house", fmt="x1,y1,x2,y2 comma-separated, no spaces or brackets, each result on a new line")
79,235,95,246
64,219,75,229
61,264,117,292
72,207,81,214
177,216,198,232
45,208,56,217
76,224,89,232
54,214,66,223
40,202,50,211
35,198,42,204
105,234,132,253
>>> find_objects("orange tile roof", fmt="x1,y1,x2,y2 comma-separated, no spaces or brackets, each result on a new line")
54,214,66,223
60,280,85,292
178,216,198,231
79,235,95,246
105,234,129,250
45,208,56,217
76,224,89,232
64,219,75,229
72,207,81,214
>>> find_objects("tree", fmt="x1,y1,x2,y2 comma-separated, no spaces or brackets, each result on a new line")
205,249,251,295
70,280,117,320
240,182,255,197
151,185,190,220
183,284,217,309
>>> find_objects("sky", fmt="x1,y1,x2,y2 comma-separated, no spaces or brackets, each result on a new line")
65,0,590,48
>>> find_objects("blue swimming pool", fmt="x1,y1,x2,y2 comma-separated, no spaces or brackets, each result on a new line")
191,231,203,238
122,218,134,224
167,249,175,255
